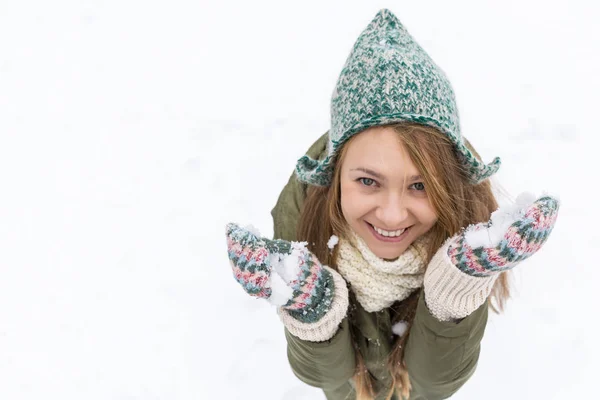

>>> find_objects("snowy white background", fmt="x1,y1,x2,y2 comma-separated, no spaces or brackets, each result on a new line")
1,0,598,399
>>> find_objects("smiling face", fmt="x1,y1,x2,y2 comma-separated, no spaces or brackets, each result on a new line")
339,126,438,260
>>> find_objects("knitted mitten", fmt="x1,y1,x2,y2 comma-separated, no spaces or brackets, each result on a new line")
225,223,339,324
425,194,560,321
448,194,559,276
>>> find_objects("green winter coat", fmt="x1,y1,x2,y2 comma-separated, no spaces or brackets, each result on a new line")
271,133,489,400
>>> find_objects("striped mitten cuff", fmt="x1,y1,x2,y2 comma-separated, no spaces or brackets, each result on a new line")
279,266,349,342
424,239,498,322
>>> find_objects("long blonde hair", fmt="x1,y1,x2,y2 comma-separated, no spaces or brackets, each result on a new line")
297,123,510,400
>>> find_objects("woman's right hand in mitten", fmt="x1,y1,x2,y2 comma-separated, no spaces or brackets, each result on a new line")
225,223,336,323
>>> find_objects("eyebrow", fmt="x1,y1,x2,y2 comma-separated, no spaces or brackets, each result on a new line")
350,167,421,182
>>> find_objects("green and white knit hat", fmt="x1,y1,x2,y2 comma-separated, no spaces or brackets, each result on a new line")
295,9,501,186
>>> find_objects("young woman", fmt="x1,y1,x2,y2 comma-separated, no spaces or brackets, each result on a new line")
225,9,559,400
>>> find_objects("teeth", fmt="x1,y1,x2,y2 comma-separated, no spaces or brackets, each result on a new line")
373,225,406,237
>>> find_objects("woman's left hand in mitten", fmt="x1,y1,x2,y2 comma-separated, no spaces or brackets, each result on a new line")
447,193,559,277
425,193,560,321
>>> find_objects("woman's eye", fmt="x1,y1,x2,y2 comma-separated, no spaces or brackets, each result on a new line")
358,177,376,187
411,182,425,191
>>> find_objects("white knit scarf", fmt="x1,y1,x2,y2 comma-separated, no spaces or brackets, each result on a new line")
336,232,428,313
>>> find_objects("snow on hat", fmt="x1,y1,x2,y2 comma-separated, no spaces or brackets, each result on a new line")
295,9,501,186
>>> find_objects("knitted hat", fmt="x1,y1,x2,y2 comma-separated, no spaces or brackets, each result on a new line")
295,9,501,186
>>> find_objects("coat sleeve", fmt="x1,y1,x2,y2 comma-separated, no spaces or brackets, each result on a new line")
284,319,356,392
405,291,488,400
271,132,357,392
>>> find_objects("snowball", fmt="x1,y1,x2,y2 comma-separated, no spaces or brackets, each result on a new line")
327,235,339,249
392,321,409,336
266,272,294,306
515,192,536,207
244,224,262,237
268,253,282,272
271,241,307,285
464,225,496,248
465,191,537,248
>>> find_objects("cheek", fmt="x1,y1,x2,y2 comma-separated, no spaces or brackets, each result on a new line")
340,182,354,221
341,183,367,221
415,201,438,227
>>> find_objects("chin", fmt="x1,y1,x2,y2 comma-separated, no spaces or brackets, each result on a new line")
369,242,410,260
376,248,407,260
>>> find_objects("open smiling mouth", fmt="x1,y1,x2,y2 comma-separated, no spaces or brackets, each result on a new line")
366,222,412,242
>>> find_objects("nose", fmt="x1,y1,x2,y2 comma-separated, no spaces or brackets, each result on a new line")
375,192,409,229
